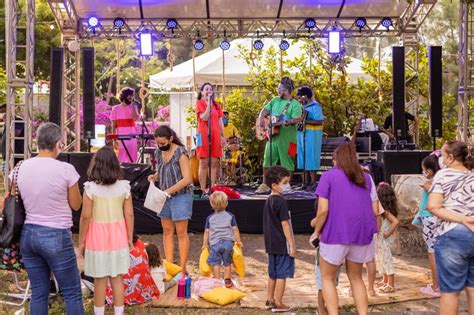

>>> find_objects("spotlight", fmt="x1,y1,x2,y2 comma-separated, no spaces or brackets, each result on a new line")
194,39,205,51
381,17,393,29
113,17,125,29
140,33,153,56
49,24,55,30
220,39,231,50
328,31,341,54
304,18,316,29
355,17,366,29
279,39,290,51
253,39,264,50
88,16,99,28
166,18,178,29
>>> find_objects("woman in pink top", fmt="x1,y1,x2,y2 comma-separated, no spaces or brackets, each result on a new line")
15,123,84,314
111,87,139,163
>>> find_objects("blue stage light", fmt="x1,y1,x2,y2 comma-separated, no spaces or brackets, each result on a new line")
88,17,99,28
194,39,205,50
253,39,264,50
355,17,366,29
304,18,316,29
328,31,341,54
220,39,231,50
166,18,178,29
381,17,393,29
140,33,153,56
113,17,125,29
279,39,290,51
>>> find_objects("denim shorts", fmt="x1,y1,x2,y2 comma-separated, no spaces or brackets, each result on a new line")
435,224,474,293
268,254,295,279
207,240,234,266
159,193,193,221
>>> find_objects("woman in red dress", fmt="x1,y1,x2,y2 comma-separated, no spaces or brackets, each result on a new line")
196,83,224,194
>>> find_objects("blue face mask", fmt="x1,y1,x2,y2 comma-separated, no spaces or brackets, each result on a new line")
223,118,229,126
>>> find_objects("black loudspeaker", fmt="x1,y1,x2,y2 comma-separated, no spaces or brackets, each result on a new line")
377,150,421,183
68,152,94,189
392,46,406,139
31,152,68,162
49,48,64,125
82,48,95,139
429,46,443,138
418,150,432,165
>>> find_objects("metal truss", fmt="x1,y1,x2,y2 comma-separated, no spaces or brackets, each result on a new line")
5,0,34,181
61,36,82,151
457,3,474,143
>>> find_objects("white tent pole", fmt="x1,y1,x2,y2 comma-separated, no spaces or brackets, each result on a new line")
222,48,226,106
192,49,197,93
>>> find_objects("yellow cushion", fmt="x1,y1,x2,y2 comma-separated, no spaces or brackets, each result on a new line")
201,287,246,306
232,244,245,278
199,247,212,277
163,259,182,280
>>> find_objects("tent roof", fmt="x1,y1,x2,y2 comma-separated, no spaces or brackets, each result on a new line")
149,38,372,90
71,0,407,20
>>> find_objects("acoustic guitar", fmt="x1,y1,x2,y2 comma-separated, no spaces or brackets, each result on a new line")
255,110,301,141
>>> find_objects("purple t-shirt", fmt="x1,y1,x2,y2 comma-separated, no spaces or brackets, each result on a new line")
11,157,80,229
315,168,377,245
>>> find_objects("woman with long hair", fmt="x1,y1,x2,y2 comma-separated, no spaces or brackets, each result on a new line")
148,125,193,277
195,83,224,194
428,140,474,315
313,142,378,315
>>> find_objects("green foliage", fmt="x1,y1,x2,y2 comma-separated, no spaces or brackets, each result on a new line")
0,65,6,105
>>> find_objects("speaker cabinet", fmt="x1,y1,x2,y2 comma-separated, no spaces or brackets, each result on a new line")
49,48,64,125
392,46,406,139
68,152,93,188
82,48,95,139
429,46,443,138
377,150,421,183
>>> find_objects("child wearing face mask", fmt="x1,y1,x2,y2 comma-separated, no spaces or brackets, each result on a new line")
413,154,442,297
262,165,296,313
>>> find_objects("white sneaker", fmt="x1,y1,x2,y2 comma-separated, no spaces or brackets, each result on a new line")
255,183,271,194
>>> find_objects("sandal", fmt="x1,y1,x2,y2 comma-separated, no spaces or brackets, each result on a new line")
368,290,377,297
224,278,233,288
378,284,395,293
420,284,441,297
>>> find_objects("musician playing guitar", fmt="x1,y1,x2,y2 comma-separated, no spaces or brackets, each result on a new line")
111,87,140,163
256,77,302,193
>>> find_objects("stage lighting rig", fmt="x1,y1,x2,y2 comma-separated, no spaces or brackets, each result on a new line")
194,31,204,50
381,17,393,30
355,17,366,30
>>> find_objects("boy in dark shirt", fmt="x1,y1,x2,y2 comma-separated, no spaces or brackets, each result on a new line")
263,166,296,313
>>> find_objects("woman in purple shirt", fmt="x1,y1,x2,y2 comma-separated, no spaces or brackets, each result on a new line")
314,142,378,315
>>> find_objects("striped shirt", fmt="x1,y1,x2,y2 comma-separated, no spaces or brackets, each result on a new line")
430,168,474,236
155,146,192,195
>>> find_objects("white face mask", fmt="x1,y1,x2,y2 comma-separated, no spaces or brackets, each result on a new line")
280,183,291,194
439,155,447,169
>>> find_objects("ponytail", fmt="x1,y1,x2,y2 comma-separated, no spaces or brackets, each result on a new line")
465,155,474,170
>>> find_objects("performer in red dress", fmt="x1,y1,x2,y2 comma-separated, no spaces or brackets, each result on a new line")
195,83,224,194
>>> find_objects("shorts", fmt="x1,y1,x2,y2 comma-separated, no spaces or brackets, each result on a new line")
421,216,438,254
268,254,295,279
159,193,193,221
320,237,376,266
315,250,340,290
207,240,234,266
435,224,474,293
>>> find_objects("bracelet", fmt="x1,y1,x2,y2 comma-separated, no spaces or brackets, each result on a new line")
164,191,171,198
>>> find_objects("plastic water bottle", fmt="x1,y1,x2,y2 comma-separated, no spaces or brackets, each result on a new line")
177,277,186,299
185,277,192,298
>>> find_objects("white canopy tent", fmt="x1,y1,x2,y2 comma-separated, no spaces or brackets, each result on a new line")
150,38,371,90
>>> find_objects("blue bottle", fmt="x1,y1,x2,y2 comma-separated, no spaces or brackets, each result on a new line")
185,277,192,298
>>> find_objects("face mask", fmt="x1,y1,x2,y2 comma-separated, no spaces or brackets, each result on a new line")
438,155,447,169
124,98,132,105
222,118,229,126
159,143,171,151
280,183,291,194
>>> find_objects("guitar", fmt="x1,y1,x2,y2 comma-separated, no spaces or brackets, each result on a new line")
255,110,301,140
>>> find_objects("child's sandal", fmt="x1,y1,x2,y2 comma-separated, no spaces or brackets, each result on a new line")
224,278,233,288
378,284,395,293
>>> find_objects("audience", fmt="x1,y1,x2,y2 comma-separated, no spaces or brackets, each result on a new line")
15,123,84,314
428,140,474,315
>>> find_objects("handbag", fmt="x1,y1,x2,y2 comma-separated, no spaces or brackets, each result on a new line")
0,161,25,246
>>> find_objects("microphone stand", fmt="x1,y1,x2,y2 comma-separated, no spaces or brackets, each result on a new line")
207,97,212,192
269,101,273,166
301,104,308,190
138,100,149,164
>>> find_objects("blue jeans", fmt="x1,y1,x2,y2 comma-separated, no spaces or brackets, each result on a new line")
435,224,474,293
20,224,84,315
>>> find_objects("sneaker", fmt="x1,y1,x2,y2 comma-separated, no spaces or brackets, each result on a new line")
272,304,291,313
255,183,271,194
265,300,277,310
420,284,441,297
224,278,233,288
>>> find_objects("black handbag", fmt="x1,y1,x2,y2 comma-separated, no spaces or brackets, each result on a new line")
0,161,25,246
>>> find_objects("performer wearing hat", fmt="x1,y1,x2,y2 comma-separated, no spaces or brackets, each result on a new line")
296,86,324,187
111,87,139,163
256,77,302,193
